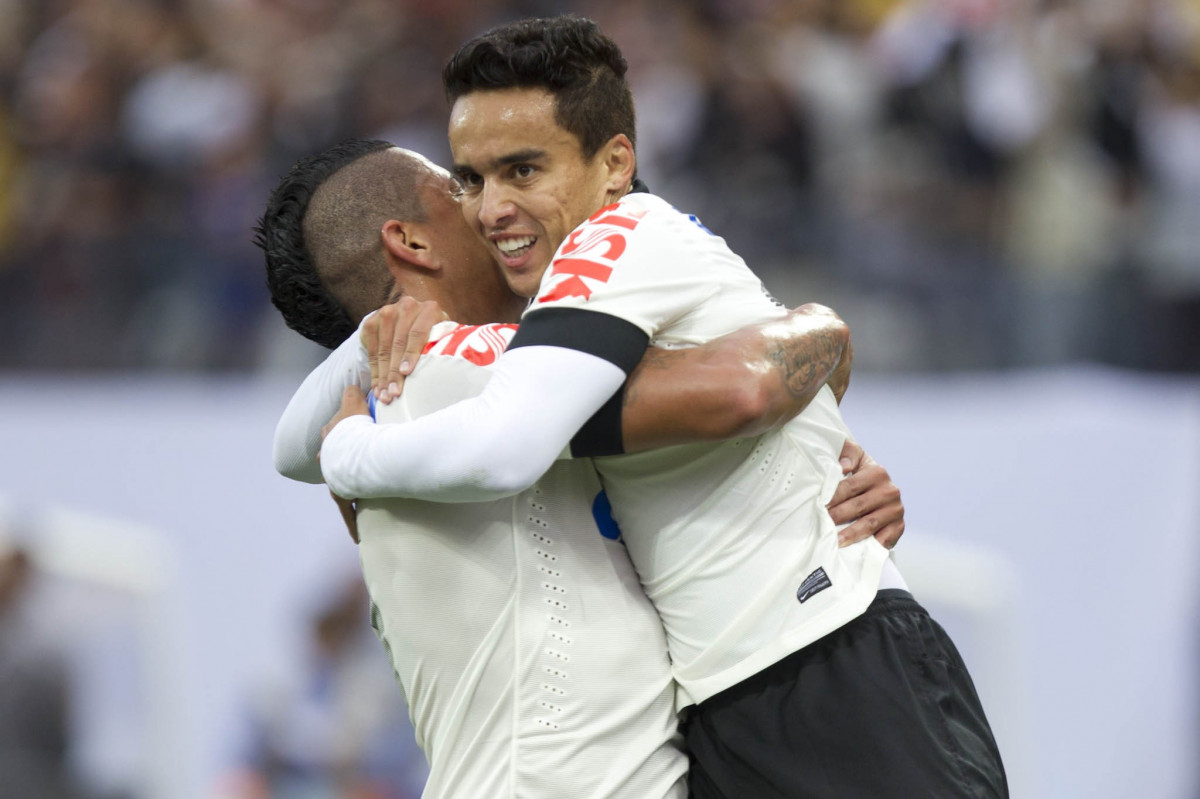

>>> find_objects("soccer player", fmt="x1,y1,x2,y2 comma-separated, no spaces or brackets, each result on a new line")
261,140,898,798
319,17,1007,798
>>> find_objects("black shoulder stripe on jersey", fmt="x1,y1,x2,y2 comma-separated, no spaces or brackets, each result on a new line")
509,307,648,375
509,308,649,459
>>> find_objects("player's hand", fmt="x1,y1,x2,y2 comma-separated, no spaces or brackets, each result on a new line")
827,440,904,549
321,385,370,442
361,297,446,404
331,490,359,544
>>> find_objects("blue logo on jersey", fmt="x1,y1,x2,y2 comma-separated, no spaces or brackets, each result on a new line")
367,391,377,421
687,214,713,236
592,490,622,541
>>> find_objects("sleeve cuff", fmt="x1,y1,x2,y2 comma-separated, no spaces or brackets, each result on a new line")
569,383,626,458
510,308,647,459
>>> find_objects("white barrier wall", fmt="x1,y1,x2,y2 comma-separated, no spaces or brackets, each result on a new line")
1,367,1197,799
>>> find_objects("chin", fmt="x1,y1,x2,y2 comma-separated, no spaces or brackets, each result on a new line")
504,271,540,300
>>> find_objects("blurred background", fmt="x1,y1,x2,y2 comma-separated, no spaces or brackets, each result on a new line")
0,0,1197,797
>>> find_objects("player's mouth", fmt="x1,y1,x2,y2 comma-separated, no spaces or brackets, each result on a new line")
493,235,537,267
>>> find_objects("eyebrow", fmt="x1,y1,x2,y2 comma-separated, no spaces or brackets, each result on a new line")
453,148,547,177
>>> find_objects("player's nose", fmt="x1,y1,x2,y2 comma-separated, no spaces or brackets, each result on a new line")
477,180,517,229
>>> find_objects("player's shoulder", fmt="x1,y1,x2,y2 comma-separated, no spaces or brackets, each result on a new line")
422,321,517,367
568,192,711,254
587,192,686,228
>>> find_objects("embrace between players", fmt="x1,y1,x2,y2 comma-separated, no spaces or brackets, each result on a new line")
258,15,1007,799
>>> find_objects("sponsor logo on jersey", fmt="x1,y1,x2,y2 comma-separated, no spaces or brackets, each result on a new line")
796,567,832,603
423,323,517,366
537,203,648,303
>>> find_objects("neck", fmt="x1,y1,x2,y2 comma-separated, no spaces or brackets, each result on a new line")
607,182,633,205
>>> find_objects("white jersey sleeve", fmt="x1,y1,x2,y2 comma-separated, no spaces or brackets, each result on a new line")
526,200,717,338
320,345,625,502
272,317,498,484
272,327,372,484
519,193,784,347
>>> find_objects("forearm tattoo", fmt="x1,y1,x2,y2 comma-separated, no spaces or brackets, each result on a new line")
767,328,843,400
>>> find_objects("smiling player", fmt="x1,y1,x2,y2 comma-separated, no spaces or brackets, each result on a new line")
320,16,1006,798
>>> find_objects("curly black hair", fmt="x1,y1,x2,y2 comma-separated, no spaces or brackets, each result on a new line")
443,15,636,159
255,139,393,349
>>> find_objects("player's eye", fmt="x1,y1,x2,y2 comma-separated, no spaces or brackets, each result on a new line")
454,171,483,195
513,164,536,180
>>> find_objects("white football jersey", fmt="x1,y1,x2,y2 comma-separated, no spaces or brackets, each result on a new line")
357,323,686,799
525,193,892,707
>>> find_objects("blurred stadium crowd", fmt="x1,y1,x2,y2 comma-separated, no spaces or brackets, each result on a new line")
1,0,1199,372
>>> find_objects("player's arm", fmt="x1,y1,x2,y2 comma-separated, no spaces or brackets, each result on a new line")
320,345,626,502
273,299,444,483
273,329,372,484
580,304,901,550
319,310,644,503
618,303,851,453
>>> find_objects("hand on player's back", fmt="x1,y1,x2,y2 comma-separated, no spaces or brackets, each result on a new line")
827,440,905,550
321,385,371,443
361,296,447,404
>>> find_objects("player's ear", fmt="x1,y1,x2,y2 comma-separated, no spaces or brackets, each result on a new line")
600,133,635,195
381,220,440,273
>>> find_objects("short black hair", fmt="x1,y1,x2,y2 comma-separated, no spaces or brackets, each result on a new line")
255,139,393,349
443,15,636,159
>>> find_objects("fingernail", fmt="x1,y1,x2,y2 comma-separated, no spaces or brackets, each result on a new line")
388,382,400,397
837,534,849,547
399,360,411,374
840,458,853,471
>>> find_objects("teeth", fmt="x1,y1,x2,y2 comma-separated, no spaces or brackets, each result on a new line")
497,236,535,254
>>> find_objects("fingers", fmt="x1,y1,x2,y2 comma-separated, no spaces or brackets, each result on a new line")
378,299,420,399
837,500,904,547
827,467,901,525
826,449,872,510
836,439,865,475
366,304,397,398
362,311,381,393
827,457,906,549
874,519,905,549
381,299,443,403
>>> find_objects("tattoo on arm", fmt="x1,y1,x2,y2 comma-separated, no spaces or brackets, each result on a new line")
768,328,842,399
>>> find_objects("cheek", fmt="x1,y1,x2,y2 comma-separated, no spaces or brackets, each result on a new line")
545,184,581,232
458,196,483,229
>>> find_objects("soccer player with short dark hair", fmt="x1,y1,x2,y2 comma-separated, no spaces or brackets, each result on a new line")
261,136,894,797
320,16,1007,798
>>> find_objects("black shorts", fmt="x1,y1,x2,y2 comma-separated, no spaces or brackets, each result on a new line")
682,589,1008,798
